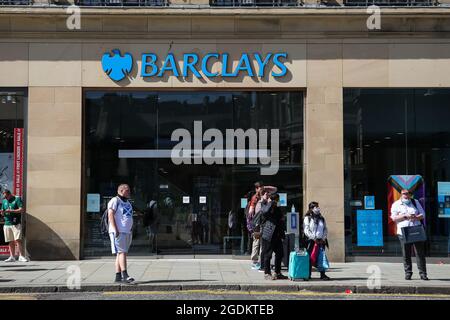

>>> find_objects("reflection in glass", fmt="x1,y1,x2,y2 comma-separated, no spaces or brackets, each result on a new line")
84,91,304,256
344,89,450,257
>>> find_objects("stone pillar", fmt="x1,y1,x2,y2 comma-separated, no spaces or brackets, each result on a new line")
305,43,345,263
26,87,82,260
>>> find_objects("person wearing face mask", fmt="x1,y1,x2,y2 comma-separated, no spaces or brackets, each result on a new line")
261,193,288,280
108,184,135,283
303,202,330,280
391,189,428,281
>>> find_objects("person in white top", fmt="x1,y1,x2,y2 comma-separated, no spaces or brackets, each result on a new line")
108,184,135,283
390,189,428,281
303,201,330,280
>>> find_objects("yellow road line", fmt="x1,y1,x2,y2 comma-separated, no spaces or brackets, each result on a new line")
103,289,450,299
0,293,38,300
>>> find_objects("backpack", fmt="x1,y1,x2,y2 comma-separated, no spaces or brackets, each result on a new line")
245,203,254,233
143,201,157,227
100,196,119,238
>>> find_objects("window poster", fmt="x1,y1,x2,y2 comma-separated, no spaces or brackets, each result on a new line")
0,153,13,194
357,210,383,246
438,182,450,218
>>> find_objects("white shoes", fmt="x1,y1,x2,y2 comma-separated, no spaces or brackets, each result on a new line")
4,256,16,262
18,256,29,262
4,256,29,262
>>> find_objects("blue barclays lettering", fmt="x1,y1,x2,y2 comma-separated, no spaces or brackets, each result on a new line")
103,49,289,82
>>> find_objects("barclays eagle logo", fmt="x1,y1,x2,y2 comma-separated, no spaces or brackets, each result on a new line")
101,49,133,81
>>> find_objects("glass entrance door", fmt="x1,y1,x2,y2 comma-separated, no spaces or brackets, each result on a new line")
84,90,303,257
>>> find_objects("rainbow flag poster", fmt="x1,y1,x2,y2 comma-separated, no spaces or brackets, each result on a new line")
387,175,425,236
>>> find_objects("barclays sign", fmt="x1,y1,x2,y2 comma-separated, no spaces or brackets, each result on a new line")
101,49,289,82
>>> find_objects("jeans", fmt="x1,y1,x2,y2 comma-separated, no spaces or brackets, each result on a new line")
398,236,427,276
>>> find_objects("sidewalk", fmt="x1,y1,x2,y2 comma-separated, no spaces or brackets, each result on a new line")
0,258,450,294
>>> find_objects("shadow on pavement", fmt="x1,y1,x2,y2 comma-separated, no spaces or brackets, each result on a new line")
0,265,37,268
428,279,450,281
305,277,368,281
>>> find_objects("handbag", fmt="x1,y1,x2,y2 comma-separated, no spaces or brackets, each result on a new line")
401,224,427,244
310,242,320,267
316,246,330,272
261,220,276,241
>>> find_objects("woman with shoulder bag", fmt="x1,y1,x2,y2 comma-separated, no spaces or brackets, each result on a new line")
261,194,288,280
303,201,331,281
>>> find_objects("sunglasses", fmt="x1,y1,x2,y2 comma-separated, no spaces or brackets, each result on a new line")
401,192,410,195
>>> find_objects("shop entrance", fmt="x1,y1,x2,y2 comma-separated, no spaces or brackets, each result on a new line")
83,90,303,257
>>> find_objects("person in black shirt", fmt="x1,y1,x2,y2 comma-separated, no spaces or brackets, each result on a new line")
261,194,288,280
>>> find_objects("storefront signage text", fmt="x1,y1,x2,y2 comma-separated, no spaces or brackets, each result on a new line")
102,49,288,82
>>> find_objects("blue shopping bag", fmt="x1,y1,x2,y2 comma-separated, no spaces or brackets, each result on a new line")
316,247,329,272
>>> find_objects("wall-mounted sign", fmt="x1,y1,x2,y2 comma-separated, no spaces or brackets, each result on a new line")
87,194,100,213
357,210,383,247
102,49,289,82
13,128,24,197
364,196,375,210
438,182,450,218
199,196,206,204
183,196,190,204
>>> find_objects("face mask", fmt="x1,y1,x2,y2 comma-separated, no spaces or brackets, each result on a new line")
402,198,411,205
312,207,321,214
118,195,129,202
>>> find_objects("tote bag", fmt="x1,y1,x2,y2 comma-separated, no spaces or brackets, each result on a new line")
401,224,427,244
261,221,276,241
316,246,330,272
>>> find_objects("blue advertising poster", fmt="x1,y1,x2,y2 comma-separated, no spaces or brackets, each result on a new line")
240,198,248,209
364,196,375,210
357,210,383,246
438,182,450,218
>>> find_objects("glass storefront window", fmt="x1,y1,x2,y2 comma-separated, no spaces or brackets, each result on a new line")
0,90,26,248
344,89,450,257
84,90,304,256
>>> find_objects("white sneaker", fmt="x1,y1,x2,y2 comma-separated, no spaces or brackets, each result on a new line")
18,256,29,262
4,256,16,262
